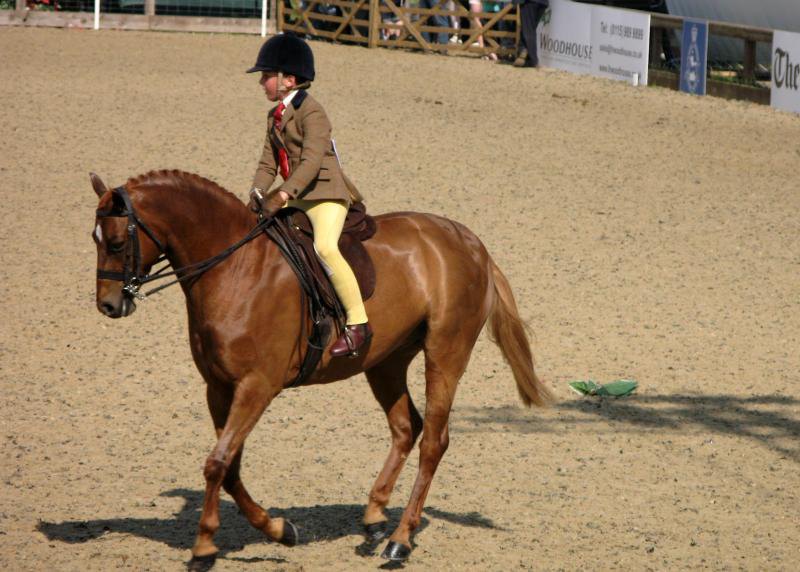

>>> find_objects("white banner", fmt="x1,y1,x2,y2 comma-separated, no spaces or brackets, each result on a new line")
539,1,650,85
590,5,651,85
538,0,593,75
771,30,800,114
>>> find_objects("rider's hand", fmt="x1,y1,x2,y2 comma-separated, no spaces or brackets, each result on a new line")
263,191,289,217
248,189,288,218
248,187,265,215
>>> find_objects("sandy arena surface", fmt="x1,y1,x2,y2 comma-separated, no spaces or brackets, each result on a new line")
1,26,799,571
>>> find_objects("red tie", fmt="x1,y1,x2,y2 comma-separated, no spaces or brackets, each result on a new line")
273,103,290,180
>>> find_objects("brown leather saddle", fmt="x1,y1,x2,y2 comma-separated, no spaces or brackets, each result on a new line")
265,203,377,328
283,202,377,310
263,202,377,387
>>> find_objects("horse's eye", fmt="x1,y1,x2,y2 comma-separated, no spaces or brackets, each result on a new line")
108,242,125,254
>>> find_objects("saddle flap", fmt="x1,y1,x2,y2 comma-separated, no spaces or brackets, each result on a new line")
279,204,376,304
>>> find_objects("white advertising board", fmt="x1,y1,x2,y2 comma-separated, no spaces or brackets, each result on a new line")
590,4,651,85
539,1,650,85
771,30,800,114
538,0,593,75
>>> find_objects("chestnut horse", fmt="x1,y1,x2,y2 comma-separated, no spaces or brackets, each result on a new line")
91,170,549,565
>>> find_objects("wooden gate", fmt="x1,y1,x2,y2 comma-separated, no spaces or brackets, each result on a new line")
278,0,519,57
279,0,372,45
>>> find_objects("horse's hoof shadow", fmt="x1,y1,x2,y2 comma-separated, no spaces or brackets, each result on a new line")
365,521,388,542
187,553,216,572
355,539,380,557
355,521,388,557
379,559,407,570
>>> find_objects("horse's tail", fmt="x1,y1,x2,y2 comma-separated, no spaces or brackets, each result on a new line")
487,259,552,408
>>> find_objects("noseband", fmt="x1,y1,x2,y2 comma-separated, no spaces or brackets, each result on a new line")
96,186,271,300
96,186,167,300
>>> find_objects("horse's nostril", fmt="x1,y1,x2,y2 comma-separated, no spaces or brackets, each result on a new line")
100,302,116,315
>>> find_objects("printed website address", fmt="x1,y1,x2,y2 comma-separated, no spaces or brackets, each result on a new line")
598,64,634,78
599,44,642,59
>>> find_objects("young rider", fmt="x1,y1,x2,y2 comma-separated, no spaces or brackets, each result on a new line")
246,34,372,357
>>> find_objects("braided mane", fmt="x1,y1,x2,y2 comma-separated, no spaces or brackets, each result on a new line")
126,169,242,206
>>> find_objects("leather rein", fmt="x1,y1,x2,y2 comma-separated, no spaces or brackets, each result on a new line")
96,186,270,300
96,185,338,389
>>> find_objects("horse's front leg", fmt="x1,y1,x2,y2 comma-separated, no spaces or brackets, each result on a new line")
202,382,297,549
191,374,282,564
221,445,298,544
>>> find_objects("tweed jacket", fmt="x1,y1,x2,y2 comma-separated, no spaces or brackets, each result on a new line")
252,90,363,203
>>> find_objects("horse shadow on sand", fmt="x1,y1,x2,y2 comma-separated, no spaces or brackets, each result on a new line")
454,393,800,463
37,489,500,566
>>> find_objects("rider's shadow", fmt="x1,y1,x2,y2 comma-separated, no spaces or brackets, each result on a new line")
37,488,500,558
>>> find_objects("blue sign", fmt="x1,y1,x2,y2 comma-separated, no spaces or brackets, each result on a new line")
680,18,709,95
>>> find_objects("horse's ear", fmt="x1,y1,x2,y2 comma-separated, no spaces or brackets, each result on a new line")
90,172,108,198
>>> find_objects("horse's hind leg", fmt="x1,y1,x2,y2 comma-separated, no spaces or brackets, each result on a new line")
381,329,477,561
191,376,285,563
363,348,423,540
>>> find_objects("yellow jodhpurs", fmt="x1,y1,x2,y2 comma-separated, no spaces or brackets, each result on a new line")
287,199,368,325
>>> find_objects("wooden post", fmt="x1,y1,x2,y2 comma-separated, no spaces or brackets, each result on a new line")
276,0,284,32
16,0,25,10
649,26,663,67
743,38,756,82
145,0,155,17
368,0,379,48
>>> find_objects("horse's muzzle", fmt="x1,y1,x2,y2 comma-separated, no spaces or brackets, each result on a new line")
98,295,137,318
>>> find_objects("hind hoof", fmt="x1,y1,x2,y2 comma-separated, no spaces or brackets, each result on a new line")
381,540,411,561
279,519,299,547
187,553,217,572
364,521,388,542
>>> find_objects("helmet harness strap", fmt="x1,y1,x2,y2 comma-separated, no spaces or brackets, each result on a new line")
277,71,287,98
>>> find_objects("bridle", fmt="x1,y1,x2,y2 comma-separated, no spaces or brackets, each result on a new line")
96,186,168,300
95,186,270,300
95,184,338,388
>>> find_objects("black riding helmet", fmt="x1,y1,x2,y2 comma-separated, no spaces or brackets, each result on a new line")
246,34,315,83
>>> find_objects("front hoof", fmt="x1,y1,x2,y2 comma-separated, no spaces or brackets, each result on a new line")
381,540,411,561
187,553,217,572
279,519,299,547
364,521,388,542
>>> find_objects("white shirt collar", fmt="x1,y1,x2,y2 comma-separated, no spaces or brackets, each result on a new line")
281,89,299,108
